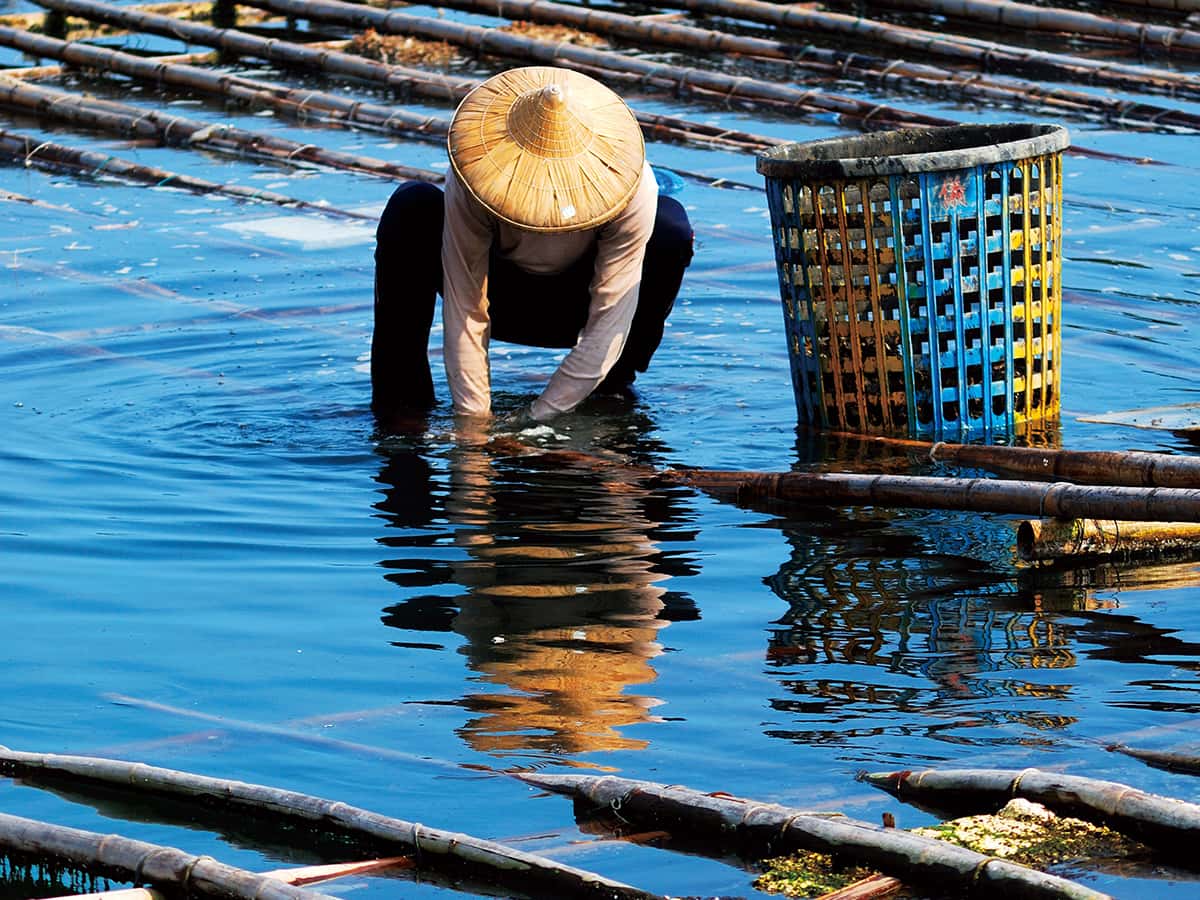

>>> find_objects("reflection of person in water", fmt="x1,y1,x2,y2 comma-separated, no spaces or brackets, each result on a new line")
374,421,699,757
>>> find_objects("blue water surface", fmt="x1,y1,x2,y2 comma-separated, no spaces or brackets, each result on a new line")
1,14,1200,899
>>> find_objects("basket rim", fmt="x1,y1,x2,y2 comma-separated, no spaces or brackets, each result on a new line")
755,123,1069,180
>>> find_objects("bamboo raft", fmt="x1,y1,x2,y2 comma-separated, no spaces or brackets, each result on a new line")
9,753,1171,900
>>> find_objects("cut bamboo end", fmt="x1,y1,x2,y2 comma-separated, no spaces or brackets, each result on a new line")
1017,518,1200,561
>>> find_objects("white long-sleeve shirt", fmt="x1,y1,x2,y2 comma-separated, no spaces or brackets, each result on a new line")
441,159,658,422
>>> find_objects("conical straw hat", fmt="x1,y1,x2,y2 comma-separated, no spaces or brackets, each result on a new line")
447,67,645,233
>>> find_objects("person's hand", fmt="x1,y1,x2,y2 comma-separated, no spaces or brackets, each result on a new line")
493,405,537,432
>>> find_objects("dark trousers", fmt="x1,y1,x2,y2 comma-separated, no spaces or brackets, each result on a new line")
371,181,693,412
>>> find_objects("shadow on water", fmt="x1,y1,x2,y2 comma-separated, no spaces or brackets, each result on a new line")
372,407,703,759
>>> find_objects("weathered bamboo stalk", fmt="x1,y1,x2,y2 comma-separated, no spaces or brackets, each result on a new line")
0,73,441,182
234,0,956,127
647,0,1200,99
0,811,335,900
832,432,1200,488
866,0,1200,54
1016,518,1200,561
863,768,1200,859
0,747,660,899
665,468,1200,522
105,692,467,772
420,0,1200,131
0,126,372,218
0,26,449,140
1107,744,1200,776
24,0,785,154
515,772,1109,898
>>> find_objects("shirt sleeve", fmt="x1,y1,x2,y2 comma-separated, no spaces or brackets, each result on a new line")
530,162,659,421
441,170,496,417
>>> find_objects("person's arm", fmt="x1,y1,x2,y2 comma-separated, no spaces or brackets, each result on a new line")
530,164,658,421
441,170,496,418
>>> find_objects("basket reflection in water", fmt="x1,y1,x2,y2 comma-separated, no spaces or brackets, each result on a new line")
758,124,1070,439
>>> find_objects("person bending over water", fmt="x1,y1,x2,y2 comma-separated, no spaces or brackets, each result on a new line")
371,66,693,424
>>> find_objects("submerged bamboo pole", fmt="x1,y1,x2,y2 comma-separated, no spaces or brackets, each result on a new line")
868,0,1200,54
863,768,1200,859
1108,744,1200,776
0,74,441,182
0,812,334,900
1016,518,1200,561
647,0,1200,99
515,772,1109,898
0,748,660,899
0,127,372,218
420,0,1200,132
233,0,956,127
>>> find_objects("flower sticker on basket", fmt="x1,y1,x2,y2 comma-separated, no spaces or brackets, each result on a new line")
932,172,974,218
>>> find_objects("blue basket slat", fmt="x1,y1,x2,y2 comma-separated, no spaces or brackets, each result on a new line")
757,125,1065,438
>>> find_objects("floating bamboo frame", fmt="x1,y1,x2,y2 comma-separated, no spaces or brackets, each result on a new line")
420,0,1200,132
647,0,1200,100
867,0,1200,55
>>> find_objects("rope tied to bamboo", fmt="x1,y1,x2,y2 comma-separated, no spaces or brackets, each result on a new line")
284,143,319,160
1038,481,1075,518
721,75,755,105
179,853,214,894
1008,767,1039,796
131,846,174,886
24,140,54,167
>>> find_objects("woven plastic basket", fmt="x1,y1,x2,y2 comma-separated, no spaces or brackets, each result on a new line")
757,123,1069,438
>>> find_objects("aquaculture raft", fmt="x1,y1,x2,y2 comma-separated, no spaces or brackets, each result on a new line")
757,123,1069,439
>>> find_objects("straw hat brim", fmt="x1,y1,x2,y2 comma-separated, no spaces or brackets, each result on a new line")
447,67,645,233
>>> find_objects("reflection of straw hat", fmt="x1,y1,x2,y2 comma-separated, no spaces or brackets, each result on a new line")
447,66,645,233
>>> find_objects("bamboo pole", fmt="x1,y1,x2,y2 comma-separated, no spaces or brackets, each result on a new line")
5,51,217,81
0,812,335,900
417,0,1200,132
0,748,660,900
105,693,467,772
1107,744,1200,776
0,127,373,218
866,0,1200,54
232,0,956,128
862,768,1200,859
488,440,1200,522
1016,518,1200,561
0,74,442,183
0,26,449,143
833,432,1200,488
645,0,1200,100
664,468,1200,522
515,772,1109,899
